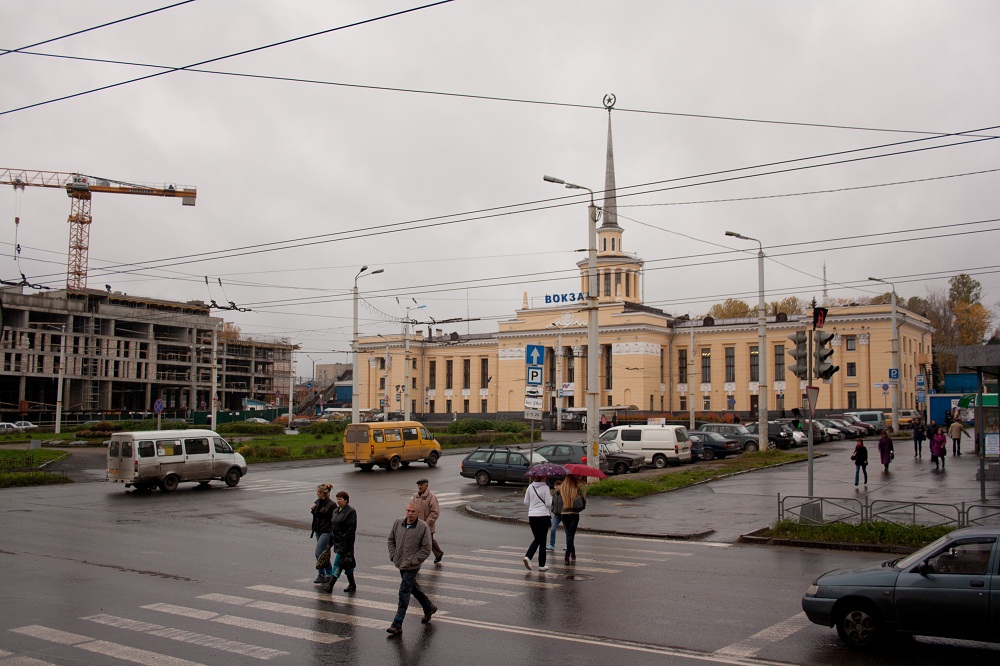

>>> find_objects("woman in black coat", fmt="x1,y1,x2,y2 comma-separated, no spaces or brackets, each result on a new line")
322,490,358,594
310,483,335,583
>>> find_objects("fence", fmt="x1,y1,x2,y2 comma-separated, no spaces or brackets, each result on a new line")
0,454,36,473
779,494,1000,528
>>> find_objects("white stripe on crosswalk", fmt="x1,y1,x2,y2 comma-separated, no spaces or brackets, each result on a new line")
466,551,641,570
247,585,415,614
431,557,621,575
372,564,560,589
10,625,208,666
492,544,693,562
295,575,524,598
0,651,59,665
82,614,286,660
142,604,347,645
714,612,813,658
198,594,385,630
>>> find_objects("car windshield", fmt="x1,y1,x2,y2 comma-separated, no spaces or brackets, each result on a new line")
602,441,625,454
599,430,617,444
892,533,955,570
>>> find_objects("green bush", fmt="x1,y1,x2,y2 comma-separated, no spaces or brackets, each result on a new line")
239,446,291,460
762,519,954,548
217,422,285,436
443,419,528,435
301,421,346,436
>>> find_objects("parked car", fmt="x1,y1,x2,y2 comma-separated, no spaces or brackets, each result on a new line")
802,526,1000,648
744,421,797,449
14,421,37,431
288,418,313,429
244,417,269,424
885,409,921,431
599,442,645,474
776,418,822,444
0,422,22,433
687,431,742,460
697,423,762,452
829,413,877,436
824,418,867,439
460,446,549,486
535,443,608,473
815,418,854,440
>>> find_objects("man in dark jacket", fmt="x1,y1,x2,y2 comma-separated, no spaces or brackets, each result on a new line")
386,503,436,635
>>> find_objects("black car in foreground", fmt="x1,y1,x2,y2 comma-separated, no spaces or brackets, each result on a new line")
802,526,1000,648
744,421,797,449
687,431,742,460
459,446,548,486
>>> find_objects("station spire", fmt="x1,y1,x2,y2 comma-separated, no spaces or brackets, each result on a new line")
601,94,620,229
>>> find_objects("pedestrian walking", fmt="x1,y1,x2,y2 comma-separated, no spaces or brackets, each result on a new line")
600,414,608,431
321,491,358,594
877,431,894,473
559,475,586,564
851,439,869,486
522,476,552,571
310,483,335,584
611,413,618,428
948,419,969,456
411,478,444,563
547,478,564,552
912,419,926,457
930,427,948,470
385,503,437,636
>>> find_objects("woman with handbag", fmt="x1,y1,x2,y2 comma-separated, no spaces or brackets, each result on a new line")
559,475,586,564
522,476,552,571
310,483,335,584
322,490,358,593
877,430,894,473
930,427,948,470
850,439,868,486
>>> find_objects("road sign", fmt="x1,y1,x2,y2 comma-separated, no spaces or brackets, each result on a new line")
916,374,926,388
525,386,542,398
882,383,890,392
524,408,542,420
889,368,899,380
526,344,545,366
805,386,819,417
526,366,543,386
917,391,926,403
524,396,543,409
153,398,165,414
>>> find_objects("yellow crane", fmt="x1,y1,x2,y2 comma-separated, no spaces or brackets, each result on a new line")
2,169,196,289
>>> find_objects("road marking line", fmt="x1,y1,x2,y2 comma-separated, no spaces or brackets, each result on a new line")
247,585,407,613
373,565,561,589
447,554,622,574
577,533,731,548
211,615,347,644
296,575,525,598
10,626,208,666
82,614,286,660
0,652,60,665
142,604,217,620
714,612,813,658
472,549,647,567
492,544,693,561
198,594,385,630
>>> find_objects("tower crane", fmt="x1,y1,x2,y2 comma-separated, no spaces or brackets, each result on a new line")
2,169,196,289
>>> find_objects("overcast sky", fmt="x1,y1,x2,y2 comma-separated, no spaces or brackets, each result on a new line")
2,0,998,370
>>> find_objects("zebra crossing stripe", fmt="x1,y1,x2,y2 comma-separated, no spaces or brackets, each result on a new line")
248,585,417,614
373,564,560,589
297,575,525,598
142,604,347,645
0,650,59,665
714,612,813,658
82,614,286,660
10,625,208,666
453,553,624,573
491,544,692,561
198,594,385,630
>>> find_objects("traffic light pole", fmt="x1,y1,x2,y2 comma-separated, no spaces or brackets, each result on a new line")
806,332,815,498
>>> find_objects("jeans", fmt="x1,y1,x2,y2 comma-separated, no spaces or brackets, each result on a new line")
525,516,551,567
953,438,962,455
854,464,868,485
314,533,332,576
393,568,433,626
561,513,580,557
331,551,354,579
549,514,562,548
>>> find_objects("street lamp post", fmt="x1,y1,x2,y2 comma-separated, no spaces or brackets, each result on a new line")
545,175,599,469
353,266,384,424
725,231,768,452
403,303,426,421
378,334,391,420
869,276,899,433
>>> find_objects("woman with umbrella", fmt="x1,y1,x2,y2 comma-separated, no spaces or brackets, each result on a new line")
522,463,560,571
558,475,585,564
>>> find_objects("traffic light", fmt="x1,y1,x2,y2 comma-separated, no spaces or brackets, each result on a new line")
787,331,808,380
814,331,839,380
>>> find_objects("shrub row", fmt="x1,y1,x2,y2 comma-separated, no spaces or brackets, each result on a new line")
236,446,291,459
442,419,528,435
217,422,285,436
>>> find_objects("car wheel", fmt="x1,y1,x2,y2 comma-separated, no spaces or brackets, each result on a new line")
358,464,374,472
744,442,759,453
224,469,241,487
426,451,439,467
767,439,777,450
161,474,179,492
475,470,491,486
388,456,402,471
613,462,628,475
701,449,716,461
836,603,882,648
652,454,667,469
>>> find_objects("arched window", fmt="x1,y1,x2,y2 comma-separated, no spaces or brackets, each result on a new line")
611,238,616,251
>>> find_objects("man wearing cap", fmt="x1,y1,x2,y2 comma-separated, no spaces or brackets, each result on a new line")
412,478,443,563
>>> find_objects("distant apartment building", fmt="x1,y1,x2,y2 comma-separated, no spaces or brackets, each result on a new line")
0,287,296,420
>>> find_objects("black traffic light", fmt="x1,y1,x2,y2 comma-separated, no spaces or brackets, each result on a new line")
787,331,808,380
814,331,839,380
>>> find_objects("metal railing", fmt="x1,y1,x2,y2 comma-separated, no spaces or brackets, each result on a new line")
0,454,36,473
779,494,1000,528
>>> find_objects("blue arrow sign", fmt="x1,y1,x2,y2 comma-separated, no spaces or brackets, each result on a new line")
526,344,545,366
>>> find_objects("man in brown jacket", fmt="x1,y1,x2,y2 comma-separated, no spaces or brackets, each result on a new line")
412,478,443,563
385,503,436,635
948,419,969,456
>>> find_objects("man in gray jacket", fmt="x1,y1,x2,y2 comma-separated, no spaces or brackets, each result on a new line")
386,503,437,635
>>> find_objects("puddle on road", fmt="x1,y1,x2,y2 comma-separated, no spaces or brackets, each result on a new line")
559,573,595,581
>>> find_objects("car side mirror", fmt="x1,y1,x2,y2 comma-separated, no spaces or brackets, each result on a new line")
916,562,930,576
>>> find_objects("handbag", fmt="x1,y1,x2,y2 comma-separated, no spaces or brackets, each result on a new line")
315,547,331,570
572,495,586,512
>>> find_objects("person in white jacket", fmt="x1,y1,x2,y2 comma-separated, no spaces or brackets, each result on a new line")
522,477,553,571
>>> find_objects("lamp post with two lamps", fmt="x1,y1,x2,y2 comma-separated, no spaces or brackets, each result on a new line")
352,266,384,425
725,231,768,451
403,302,426,421
544,175,599,468
869,276,899,434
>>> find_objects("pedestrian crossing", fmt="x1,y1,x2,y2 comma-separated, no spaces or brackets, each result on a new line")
3,543,712,664
238,478,320,495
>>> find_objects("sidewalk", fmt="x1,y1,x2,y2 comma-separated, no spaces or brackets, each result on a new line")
462,435,1000,545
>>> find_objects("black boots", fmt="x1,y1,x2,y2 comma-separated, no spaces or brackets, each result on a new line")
344,572,357,593
322,575,338,593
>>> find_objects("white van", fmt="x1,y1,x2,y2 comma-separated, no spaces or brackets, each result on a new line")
106,429,247,492
599,424,692,468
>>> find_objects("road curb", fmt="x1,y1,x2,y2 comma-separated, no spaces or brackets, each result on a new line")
738,528,916,554
458,503,715,541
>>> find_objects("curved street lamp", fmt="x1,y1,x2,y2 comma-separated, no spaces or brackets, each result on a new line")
352,266,384,424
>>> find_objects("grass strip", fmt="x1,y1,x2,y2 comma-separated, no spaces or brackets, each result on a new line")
760,519,954,548
587,450,808,498
0,472,74,488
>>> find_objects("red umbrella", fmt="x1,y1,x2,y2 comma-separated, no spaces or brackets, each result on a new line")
563,463,606,479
